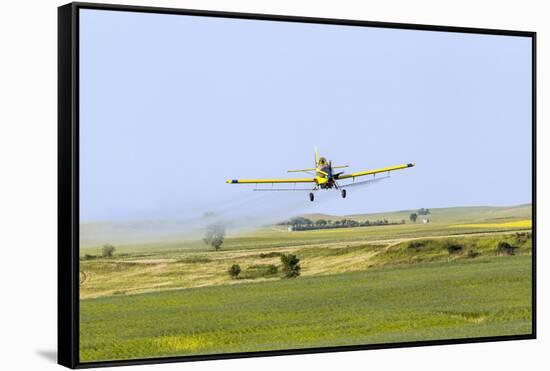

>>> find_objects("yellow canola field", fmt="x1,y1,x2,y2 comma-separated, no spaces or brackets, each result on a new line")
454,219,532,229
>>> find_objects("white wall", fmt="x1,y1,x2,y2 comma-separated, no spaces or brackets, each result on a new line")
0,1,547,369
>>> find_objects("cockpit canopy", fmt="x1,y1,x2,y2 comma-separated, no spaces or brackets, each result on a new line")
318,157,328,166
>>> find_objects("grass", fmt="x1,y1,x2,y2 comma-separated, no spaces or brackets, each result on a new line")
369,232,532,266
79,218,532,262
80,204,532,252
176,255,212,264
79,230,531,298
239,264,278,279
78,204,533,362
303,204,532,224
80,255,532,362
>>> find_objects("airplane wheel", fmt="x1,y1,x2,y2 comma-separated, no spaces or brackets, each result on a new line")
341,189,347,198
309,193,314,202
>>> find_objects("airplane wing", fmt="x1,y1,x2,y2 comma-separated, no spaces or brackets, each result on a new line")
340,175,390,188
337,163,415,180
287,168,316,173
226,178,316,184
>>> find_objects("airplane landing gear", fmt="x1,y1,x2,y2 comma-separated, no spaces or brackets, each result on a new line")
309,192,314,202
341,189,347,199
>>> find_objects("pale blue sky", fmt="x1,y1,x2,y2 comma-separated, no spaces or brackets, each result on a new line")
79,9,532,222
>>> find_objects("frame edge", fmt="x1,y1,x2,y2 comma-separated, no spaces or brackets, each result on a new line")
58,2,78,369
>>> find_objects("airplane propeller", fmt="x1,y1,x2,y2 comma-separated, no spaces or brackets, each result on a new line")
329,161,347,179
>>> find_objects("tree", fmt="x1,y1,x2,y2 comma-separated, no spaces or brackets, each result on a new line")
281,254,301,278
203,222,226,250
447,243,463,255
315,219,327,227
102,244,115,258
418,208,431,215
228,264,241,279
409,213,418,223
290,217,306,227
497,241,518,256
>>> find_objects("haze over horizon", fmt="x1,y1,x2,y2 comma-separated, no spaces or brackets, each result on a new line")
80,201,532,224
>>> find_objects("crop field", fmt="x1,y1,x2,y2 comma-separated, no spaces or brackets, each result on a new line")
79,205,533,362
454,219,532,229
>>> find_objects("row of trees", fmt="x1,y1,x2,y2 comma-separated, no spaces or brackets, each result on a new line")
282,217,405,231
283,208,431,229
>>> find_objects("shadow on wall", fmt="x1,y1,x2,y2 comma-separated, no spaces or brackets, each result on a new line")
36,350,57,363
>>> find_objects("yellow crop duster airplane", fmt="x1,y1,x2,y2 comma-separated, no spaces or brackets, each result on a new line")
227,148,415,202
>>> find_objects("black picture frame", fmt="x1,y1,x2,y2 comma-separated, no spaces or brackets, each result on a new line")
58,2,537,368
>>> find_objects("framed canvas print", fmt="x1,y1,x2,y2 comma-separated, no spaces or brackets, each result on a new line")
58,2,536,368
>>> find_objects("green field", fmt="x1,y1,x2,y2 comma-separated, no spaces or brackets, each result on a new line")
79,204,532,250
79,205,533,362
